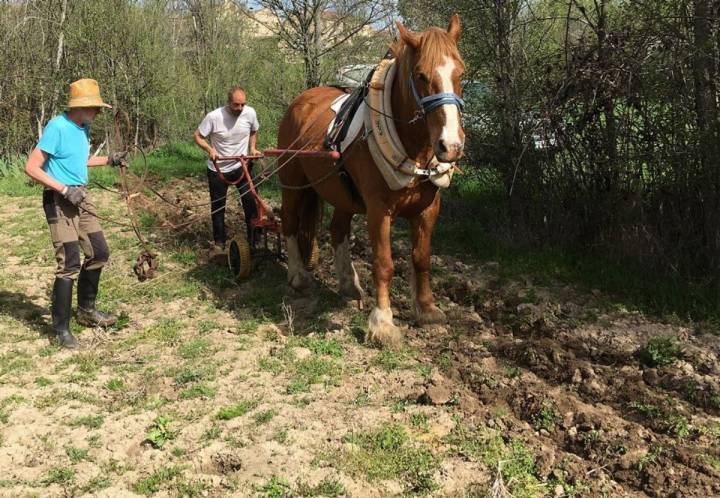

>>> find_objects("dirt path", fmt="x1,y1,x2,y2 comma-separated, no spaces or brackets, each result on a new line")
0,183,718,497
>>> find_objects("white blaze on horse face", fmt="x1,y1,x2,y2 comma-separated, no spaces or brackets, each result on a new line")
436,56,463,152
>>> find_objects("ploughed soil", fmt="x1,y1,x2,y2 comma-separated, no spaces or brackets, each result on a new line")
0,174,718,497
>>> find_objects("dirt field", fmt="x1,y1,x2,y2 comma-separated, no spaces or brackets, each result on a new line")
0,178,719,497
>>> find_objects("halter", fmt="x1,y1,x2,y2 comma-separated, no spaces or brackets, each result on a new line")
408,72,465,118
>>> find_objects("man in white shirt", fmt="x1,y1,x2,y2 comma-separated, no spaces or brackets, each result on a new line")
193,86,261,254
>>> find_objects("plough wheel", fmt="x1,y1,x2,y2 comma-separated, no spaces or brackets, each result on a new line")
303,237,320,271
228,234,252,280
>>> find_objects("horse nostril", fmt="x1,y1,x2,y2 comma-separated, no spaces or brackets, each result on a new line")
438,140,448,153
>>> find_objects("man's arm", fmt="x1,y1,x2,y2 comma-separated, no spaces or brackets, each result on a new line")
88,156,109,167
24,148,65,192
249,130,260,156
193,130,217,160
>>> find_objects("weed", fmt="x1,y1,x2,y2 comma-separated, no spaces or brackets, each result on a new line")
294,337,344,358
70,415,104,429
259,356,284,375
65,446,90,463
34,377,53,387
256,475,292,498
105,378,124,391
339,423,439,493
81,474,112,494
144,415,177,449
700,453,720,471
132,465,184,495
637,445,665,470
444,422,542,498
532,400,560,433
410,412,429,430
177,338,214,359
215,399,259,420
179,382,216,400
287,356,340,394
202,425,222,441
254,409,277,425
41,466,75,486
371,349,410,371
639,336,683,367
296,476,346,497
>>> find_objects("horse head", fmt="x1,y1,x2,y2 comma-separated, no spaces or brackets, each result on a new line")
394,14,466,163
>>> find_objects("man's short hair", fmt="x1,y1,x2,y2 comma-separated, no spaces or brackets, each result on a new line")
228,86,246,101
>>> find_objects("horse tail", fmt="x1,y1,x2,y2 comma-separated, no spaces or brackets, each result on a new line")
297,189,323,271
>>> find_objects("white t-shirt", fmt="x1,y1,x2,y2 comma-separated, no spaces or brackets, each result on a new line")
197,106,260,173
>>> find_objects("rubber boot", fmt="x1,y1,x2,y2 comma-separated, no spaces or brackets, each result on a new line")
76,268,117,327
52,277,78,349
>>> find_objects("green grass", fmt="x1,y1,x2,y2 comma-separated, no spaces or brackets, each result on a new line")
132,465,184,495
256,475,293,498
0,155,39,196
70,415,104,429
371,349,411,372
41,466,76,486
338,423,439,494
254,409,277,425
179,382,216,400
291,336,345,358
215,399,259,420
177,338,214,359
443,421,543,498
296,477,346,497
65,446,90,463
287,356,341,394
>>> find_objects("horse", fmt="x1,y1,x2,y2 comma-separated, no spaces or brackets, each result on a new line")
277,15,466,348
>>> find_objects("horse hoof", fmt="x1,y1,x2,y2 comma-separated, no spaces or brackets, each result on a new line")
288,271,313,292
416,305,447,325
366,307,402,349
339,280,364,300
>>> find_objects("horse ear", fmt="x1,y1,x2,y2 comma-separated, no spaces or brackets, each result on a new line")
396,21,420,49
447,13,461,43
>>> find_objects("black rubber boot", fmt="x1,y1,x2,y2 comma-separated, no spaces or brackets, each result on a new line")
76,268,117,327
52,277,78,349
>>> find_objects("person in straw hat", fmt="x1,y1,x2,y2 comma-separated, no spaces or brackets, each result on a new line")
24,78,128,349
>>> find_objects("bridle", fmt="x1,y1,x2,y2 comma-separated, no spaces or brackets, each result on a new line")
408,72,465,119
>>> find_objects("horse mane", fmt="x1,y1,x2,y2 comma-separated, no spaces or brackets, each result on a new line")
390,27,465,106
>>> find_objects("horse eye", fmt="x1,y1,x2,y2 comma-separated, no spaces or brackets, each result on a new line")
418,74,429,84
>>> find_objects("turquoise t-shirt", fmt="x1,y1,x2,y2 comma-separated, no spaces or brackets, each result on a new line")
37,113,90,186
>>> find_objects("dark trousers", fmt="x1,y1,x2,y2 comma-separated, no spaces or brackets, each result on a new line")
207,167,258,245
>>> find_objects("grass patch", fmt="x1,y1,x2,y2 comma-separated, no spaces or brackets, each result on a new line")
70,415,104,429
215,399,259,420
444,421,543,498
132,465,184,495
256,475,293,498
296,476,346,497
254,409,277,425
532,400,560,433
65,446,90,463
287,356,341,394
105,378,125,391
179,382,216,400
337,423,439,494
371,349,412,372
292,336,344,357
177,338,214,359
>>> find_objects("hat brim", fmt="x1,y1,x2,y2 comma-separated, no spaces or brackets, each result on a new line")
67,96,112,109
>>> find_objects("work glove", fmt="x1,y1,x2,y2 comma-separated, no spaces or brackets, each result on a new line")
61,186,86,207
108,151,129,167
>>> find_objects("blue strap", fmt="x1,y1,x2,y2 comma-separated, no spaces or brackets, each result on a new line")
409,73,465,116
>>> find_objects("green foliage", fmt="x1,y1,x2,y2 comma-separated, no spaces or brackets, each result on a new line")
296,476,346,497
639,336,683,367
70,415,104,429
144,416,177,449
215,399,259,421
133,465,184,495
339,423,439,493
257,475,293,498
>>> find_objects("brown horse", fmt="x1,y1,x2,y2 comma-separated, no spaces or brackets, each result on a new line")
278,15,465,348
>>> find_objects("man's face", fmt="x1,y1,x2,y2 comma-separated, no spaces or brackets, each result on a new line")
79,107,102,125
227,91,246,116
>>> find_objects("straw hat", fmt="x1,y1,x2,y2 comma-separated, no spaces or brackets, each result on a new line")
66,79,112,109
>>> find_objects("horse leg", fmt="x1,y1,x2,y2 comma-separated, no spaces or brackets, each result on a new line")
409,197,446,324
281,188,313,292
365,208,402,348
330,209,364,301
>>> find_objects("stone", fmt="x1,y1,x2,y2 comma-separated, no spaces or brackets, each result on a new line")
643,368,660,386
420,385,452,405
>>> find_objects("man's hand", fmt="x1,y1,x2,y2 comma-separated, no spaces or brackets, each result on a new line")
108,151,129,167
61,186,86,207
208,148,219,161
249,148,262,157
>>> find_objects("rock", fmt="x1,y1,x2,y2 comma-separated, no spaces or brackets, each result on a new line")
212,452,243,474
643,368,660,386
420,385,452,405
571,369,583,384
554,484,565,497
567,426,577,437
